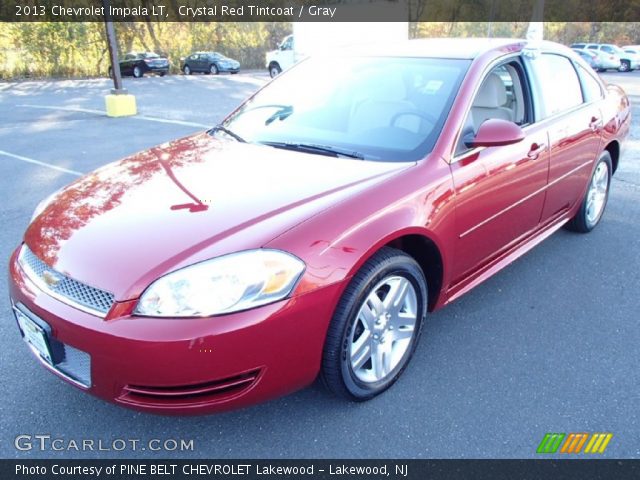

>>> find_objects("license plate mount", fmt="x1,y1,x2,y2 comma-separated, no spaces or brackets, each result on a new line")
14,306,53,364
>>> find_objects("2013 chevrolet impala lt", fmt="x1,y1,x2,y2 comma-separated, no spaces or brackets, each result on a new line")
8,39,630,414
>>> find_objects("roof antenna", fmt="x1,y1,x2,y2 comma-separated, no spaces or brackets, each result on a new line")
523,0,544,59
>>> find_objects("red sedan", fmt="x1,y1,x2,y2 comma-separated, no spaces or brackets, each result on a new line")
9,39,630,414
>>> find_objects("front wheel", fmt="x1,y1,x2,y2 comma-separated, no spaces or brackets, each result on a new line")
619,60,631,72
321,247,427,401
133,66,143,78
210,64,219,75
269,63,282,78
183,65,191,75
566,151,612,233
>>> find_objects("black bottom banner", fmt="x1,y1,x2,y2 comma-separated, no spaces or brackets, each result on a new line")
3,459,639,480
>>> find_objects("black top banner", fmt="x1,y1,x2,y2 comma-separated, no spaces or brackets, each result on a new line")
1,0,639,22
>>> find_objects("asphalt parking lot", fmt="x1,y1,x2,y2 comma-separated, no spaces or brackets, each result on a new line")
0,70,638,459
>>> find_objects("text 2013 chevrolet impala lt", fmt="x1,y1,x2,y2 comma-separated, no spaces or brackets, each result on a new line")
9,39,630,414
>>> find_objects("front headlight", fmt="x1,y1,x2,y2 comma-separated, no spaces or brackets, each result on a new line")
135,249,305,317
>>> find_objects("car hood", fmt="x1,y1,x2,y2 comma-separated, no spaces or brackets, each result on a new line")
25,133,409,301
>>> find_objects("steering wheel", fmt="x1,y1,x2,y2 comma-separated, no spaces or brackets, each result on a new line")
390,110,438,128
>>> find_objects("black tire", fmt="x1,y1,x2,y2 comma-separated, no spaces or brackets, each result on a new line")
566,151,612,233
183,65,191,75
159,72,166,77
108,67,113,79
321,247,427,401
269,63,282,78
133,66,143,78
619,60,631,72
210,64,219,75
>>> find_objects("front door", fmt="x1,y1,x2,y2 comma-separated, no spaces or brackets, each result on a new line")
450,60,549,284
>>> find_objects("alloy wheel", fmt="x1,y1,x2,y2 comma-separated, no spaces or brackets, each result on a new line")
585,161,609,226
348,275,418,383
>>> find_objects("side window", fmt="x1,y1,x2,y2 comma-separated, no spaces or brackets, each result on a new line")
534,54,583,118
455,60,530,155
587,45,598,50
576,64,603,102
601,45,614,54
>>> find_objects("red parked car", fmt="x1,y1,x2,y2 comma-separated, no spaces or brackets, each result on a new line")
9,39,630,414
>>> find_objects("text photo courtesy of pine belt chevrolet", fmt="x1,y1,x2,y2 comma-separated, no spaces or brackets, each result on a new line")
8,39,630,415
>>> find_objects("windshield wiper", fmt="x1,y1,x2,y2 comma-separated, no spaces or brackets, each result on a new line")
209,125,246,143
259,141,365,160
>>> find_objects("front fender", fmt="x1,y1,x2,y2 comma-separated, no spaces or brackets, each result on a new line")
266,157,457,307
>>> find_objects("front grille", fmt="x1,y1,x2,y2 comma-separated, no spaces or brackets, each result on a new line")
55,343,92,387
19,245,115,317
118,369,261,408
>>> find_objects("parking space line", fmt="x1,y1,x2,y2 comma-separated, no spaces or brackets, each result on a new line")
17,104,210,129
0,149,82,176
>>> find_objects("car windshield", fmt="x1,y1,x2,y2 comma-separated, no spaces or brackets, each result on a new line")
220,56,470,162
142,52,159,59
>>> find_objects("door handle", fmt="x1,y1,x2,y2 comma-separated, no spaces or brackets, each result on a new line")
589,116,602,131
527,142,547,159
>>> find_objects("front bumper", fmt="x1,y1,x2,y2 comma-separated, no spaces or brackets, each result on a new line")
8,247,343,415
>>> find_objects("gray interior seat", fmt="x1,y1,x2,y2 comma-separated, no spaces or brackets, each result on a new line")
471,73,513,131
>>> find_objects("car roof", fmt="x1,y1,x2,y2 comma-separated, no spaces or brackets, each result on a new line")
342,38,575,60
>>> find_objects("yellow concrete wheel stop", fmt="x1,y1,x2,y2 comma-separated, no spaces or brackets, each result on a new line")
105,94,137,117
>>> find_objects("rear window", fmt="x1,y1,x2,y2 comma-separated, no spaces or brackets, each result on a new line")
534,54,584,118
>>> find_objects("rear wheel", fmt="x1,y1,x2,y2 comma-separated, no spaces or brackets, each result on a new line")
619,60,631,72
321,247,427,401
108,67,113,78
566,151,612,233
210,64,219,75
133,66,143,78
183,65,191,75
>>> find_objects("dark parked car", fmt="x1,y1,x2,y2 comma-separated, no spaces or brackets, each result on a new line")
109,52,169,78
180,52,240,75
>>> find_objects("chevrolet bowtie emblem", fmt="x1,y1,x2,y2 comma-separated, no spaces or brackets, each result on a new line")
42,269,62,288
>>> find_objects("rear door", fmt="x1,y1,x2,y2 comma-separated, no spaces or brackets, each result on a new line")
194,54,206,72
120,54,134,75
527,53,603,223
450,58,550,283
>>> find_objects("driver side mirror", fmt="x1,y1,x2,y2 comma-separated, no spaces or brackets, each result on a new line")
464,118,525,148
